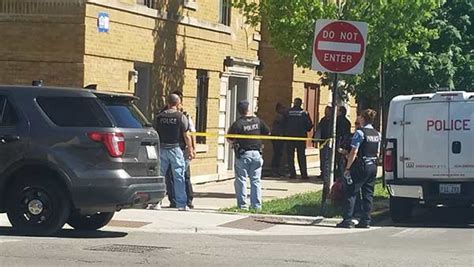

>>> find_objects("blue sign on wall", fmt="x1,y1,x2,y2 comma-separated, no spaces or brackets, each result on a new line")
98,12,110,33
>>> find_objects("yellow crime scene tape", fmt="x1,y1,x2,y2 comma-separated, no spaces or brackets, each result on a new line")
190,132,331,148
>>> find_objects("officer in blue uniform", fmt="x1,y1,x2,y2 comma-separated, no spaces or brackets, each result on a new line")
337,109,381,228
227,100,270,210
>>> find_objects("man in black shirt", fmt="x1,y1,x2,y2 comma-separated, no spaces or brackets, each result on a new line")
336,106,352,179
155,94,194,211
227,100,270,210
271,103,287,177
284,98,313,179
315,106,332,181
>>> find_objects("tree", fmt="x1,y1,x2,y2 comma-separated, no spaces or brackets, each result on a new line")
234,0,440,105
383,0,473,102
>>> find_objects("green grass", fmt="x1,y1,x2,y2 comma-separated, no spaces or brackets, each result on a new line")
222,179,390,218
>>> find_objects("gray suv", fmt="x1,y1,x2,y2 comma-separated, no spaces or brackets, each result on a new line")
0,86,165,235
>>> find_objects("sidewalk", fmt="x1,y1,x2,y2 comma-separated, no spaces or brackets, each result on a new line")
162,168,323,210
0,209,373,237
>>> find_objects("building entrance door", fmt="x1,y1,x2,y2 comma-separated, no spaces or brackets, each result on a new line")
225,76,249,171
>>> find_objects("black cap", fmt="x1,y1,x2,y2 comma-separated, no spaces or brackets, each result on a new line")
237,100,250,114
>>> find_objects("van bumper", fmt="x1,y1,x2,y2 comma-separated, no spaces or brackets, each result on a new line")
387,179,474,206
71,176,166,213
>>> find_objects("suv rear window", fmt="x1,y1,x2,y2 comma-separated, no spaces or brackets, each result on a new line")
37,97,112,127
100,99,151,129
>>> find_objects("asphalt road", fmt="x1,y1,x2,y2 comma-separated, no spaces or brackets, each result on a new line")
0,208,473,267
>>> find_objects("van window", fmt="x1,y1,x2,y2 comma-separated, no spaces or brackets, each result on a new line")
100,100,151,129
0,96,18,126
37,97,112,127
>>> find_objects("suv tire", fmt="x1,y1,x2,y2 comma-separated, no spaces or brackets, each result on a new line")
67,212,115,231
6,177,70,236
390,196,414,223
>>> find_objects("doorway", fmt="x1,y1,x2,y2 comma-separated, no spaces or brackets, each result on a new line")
134,63,152,118
225,76,249,171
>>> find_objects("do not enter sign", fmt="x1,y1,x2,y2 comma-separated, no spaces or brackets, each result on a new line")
311,19,368,75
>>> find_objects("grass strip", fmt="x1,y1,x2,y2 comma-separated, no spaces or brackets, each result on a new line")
221,178,389,218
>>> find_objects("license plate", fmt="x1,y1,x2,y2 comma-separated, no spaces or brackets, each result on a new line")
146,146,158,160
439,184,461,194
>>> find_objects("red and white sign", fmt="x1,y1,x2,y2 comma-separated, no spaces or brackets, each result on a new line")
311,19,368,75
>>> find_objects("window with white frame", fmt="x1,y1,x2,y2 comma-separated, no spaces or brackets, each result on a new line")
219,0,231,26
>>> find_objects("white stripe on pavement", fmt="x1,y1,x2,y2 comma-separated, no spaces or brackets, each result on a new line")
317,41,361,53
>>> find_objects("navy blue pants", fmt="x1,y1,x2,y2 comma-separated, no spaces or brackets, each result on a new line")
343,161,377,224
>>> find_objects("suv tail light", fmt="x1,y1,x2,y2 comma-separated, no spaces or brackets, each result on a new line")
88,132,125,157
384,140,395,172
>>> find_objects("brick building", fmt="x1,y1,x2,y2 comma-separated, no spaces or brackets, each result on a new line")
0,0,356,181
0,0,265,183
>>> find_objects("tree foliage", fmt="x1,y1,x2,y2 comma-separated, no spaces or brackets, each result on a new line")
383,0,473,103
233,0,442,105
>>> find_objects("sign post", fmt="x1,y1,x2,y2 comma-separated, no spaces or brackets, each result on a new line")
311,19,368,213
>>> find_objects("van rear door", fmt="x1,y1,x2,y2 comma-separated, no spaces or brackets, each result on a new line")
403,102,450,179
448,101,474,179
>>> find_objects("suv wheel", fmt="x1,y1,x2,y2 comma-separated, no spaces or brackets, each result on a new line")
6,177,70,236
390,196,414,223
67,212,115,231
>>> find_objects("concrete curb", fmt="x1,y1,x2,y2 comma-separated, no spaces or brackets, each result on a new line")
205,209,342,227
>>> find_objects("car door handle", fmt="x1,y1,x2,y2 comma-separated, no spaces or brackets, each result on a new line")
0,135,20,144
452,141,461,154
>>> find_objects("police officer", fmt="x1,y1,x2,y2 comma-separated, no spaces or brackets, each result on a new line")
337,109,381,228
227,100,270,210
284,98,313,179
162,90,196,209
155,94,194,211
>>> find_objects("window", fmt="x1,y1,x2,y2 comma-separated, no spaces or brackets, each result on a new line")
100,99,151,129
304,84,320,148
136,0,155,9
196,70,209,144
219,0,231,26
0,96,18,126
37,97,112,127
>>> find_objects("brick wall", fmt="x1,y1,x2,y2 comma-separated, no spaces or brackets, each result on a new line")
83,0,259,178
0,3,85,87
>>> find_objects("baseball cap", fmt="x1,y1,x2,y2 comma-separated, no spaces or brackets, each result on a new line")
237,100,250,114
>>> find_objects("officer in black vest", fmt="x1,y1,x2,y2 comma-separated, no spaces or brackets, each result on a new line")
155,94,194,211
227,100,270,210
337,109,381,228
284,98,313,179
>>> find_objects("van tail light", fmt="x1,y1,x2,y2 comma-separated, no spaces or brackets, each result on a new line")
88,132,125,157
384,140,395,172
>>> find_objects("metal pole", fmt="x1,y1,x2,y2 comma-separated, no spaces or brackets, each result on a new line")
328,73,338,191
322,73,338,214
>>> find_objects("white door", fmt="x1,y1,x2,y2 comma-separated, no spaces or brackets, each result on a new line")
448,101,474,178
403,102,450,178
224,77,249,171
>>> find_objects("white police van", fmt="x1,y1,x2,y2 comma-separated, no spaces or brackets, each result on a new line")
384,91,474,222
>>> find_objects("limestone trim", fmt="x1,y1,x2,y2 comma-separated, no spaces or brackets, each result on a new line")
87,0,232,35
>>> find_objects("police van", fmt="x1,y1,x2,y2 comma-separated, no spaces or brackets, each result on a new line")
384,91,474,222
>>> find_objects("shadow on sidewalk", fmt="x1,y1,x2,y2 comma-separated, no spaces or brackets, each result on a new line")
193,192,236,199
0,226,128,239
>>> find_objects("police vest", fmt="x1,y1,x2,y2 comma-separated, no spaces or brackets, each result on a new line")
156,110,183,145
285,108,311,137
235,116,263,151
358,128,380,159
